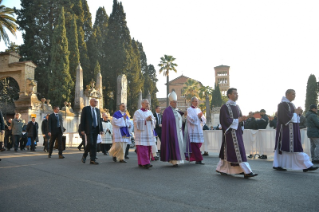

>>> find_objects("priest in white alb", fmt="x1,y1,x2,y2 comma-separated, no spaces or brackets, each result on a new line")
109,103,131,163
133,99,156,169
185,97,206,165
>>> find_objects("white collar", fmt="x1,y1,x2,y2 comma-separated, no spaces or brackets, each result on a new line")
226,99,236,106
281,96,291,103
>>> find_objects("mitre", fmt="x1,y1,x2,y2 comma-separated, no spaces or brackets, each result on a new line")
168,91,177,101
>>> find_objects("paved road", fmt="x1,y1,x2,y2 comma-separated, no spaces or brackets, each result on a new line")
1,148,319,212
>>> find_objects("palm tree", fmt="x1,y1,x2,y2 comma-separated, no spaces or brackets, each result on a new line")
0,0,18,46
182,78,200,102
158,55,178,107
199,86,213,101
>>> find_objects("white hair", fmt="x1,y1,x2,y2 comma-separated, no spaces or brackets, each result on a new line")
142,99,149,104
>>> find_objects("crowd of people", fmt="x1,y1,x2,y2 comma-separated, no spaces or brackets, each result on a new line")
1,88,319,178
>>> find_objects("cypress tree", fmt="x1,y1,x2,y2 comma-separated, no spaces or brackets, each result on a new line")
65,13,80,80
103,0,132,112
127,39,143,113
88,7,108,73
17,0,72,97
72,0,91,86
211,83,223,107
137,41,159,111
94,61,101,77
48,7,73,107
305,74,318,111
81,0,92,42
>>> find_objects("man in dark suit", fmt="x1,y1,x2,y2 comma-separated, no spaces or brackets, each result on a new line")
48,106,64,159
26,115,38,152
0,110,4,160
154,106,162,142
80,98,103,165
42,114,50,152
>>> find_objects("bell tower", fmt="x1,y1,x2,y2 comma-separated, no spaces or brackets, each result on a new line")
214,65,230,95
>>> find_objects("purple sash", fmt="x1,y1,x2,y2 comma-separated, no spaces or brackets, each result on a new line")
113,111,130,137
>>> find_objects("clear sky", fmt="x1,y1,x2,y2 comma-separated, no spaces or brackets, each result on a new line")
1,0,319,116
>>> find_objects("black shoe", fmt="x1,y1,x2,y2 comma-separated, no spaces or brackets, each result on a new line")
90,161,99,165
247,154,253,159
303,166,319,172
104,153,107,155
125,156,129,159
216,170,228,175
244,172,258,178
154,156,159,161
59,155,65,159
48,154,51,158
202,152,209,156
273,167,287,171
77,146,81,151
119,160,127,163
195,161,205,165
14,150,17,152
173,164,178,167
260,155,267,159
113,157,116,162
81,156,86,163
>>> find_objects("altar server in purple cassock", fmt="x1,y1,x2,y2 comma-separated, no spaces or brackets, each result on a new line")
109,103,131,163
185,97,206,165
273,89,318,172
133,99,156,169
160,91,185,167
216,88,258,178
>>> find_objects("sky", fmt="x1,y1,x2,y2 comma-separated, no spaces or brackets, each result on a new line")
1,0,319,116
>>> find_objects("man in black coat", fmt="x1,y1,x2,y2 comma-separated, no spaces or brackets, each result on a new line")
42,114,50,152
77,123,85,151
4,119,12,150
80,98,103,165
48,106,64,159
153,106,162,142
26,115,38,151
244,112,257,129
0,110,4,160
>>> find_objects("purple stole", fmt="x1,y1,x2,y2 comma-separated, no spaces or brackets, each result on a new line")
113,111,130,137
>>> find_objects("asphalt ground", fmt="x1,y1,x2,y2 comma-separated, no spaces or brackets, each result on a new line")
1,148,319,212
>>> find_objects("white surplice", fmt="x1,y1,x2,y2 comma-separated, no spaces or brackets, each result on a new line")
133,109,156,146
101,121,113,144
186,107,206,143
111,111,131,143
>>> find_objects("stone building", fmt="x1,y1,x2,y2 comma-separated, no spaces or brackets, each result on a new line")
214,65,230,95
157,75,203,112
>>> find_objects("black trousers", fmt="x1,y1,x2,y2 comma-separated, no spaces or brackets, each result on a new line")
83,127,99,161
28,137,36,151
125,144,130,157
44,135,50,151
4,133,12,149
20,135,28,150
78,135,85,149
49,129,63,155
101,144,112,154
13,135,21,151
